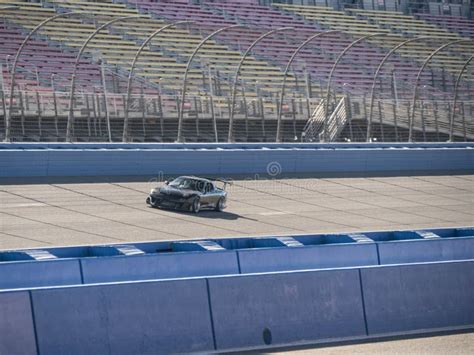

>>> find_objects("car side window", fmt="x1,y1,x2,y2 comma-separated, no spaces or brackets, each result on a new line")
196,180,205,193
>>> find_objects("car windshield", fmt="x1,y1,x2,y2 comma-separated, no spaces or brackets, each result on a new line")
168,177,202,191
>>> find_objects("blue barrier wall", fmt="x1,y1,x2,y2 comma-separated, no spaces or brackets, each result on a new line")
208,268,367,350
80,250,239,284
31,279,214,354
361,260,474,336
0,291,37,355
1,260,473,353
0,227,473,290
237,243,379,273
1,143,473,177
377,237,474,264
0,259,82,290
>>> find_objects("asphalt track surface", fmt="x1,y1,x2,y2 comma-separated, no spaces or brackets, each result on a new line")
266,332,474,354
0,175,473,250
0,174,473,353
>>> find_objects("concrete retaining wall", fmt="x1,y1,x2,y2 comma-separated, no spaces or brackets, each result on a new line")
361,261,474,336
0,259,82,290
1,143,473,178
208,268,367,350
0,228,473,290
1,260,473,354
0,292,37,355
80,250,239,284
237,243,379,273
31,279,214,354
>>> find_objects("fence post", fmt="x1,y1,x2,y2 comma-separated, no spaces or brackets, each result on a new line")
1,89,6,131
201,65,206,88
420,99,426,142
36,91,42,138
94,93,100,133
441,67,446,92
85,93,91,138
174,96,181,141
19,90,25,136
100,60,112,142
193,96,199,138
208,64,213,96
362,93,368,141
406,103,411,142
377,100,384,142
226,97,232,138
95,92,102,137
215,69,222,96
92,92,100,137
51,90,58,137
210,95,217,142
294,70,300,93
345,93,353,142
260,97,265,139
276,96,281,142
305,71,312,99
102,93,108,138
157,94,164,137
392,70,399,106
291,97,297,140
0,63,4,93
433,101,440,141
305,97,311,122
140,85,146,139
461,101,467,141
242,85,249,139
392,98,398,142
25,90,30,112
152,95,158,137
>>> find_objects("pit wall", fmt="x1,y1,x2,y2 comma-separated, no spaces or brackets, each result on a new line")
1,143,473,178
1,260,473,354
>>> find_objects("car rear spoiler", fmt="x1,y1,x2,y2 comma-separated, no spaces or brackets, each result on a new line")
204,177,233,189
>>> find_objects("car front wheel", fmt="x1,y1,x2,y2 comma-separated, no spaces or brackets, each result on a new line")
191,197,201,213
146,196,155,207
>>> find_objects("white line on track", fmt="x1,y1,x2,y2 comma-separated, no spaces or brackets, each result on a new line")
3,203,46,208
258,211,290,216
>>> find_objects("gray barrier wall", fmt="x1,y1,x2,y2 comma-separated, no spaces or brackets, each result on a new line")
0,292,37,355
361,261,474,336
1,260,473,354
1,143,473,178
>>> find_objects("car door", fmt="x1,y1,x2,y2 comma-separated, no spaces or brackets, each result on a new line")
196,181,212,207
204,182,221,207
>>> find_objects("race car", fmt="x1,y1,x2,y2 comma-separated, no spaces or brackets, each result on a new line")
146,176,229,213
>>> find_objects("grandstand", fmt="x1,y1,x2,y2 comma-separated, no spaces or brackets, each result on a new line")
0,2,473,353
0,0,472,143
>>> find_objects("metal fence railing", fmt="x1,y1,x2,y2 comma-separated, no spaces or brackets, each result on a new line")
1,89,472,143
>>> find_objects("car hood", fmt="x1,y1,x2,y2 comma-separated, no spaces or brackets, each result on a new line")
155,186,196,198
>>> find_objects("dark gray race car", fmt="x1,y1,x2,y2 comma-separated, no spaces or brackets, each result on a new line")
146,176,229,213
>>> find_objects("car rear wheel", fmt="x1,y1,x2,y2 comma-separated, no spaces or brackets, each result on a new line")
191,197,201,213
215,197,226,212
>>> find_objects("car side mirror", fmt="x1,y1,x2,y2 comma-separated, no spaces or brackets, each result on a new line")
164,180,169,185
